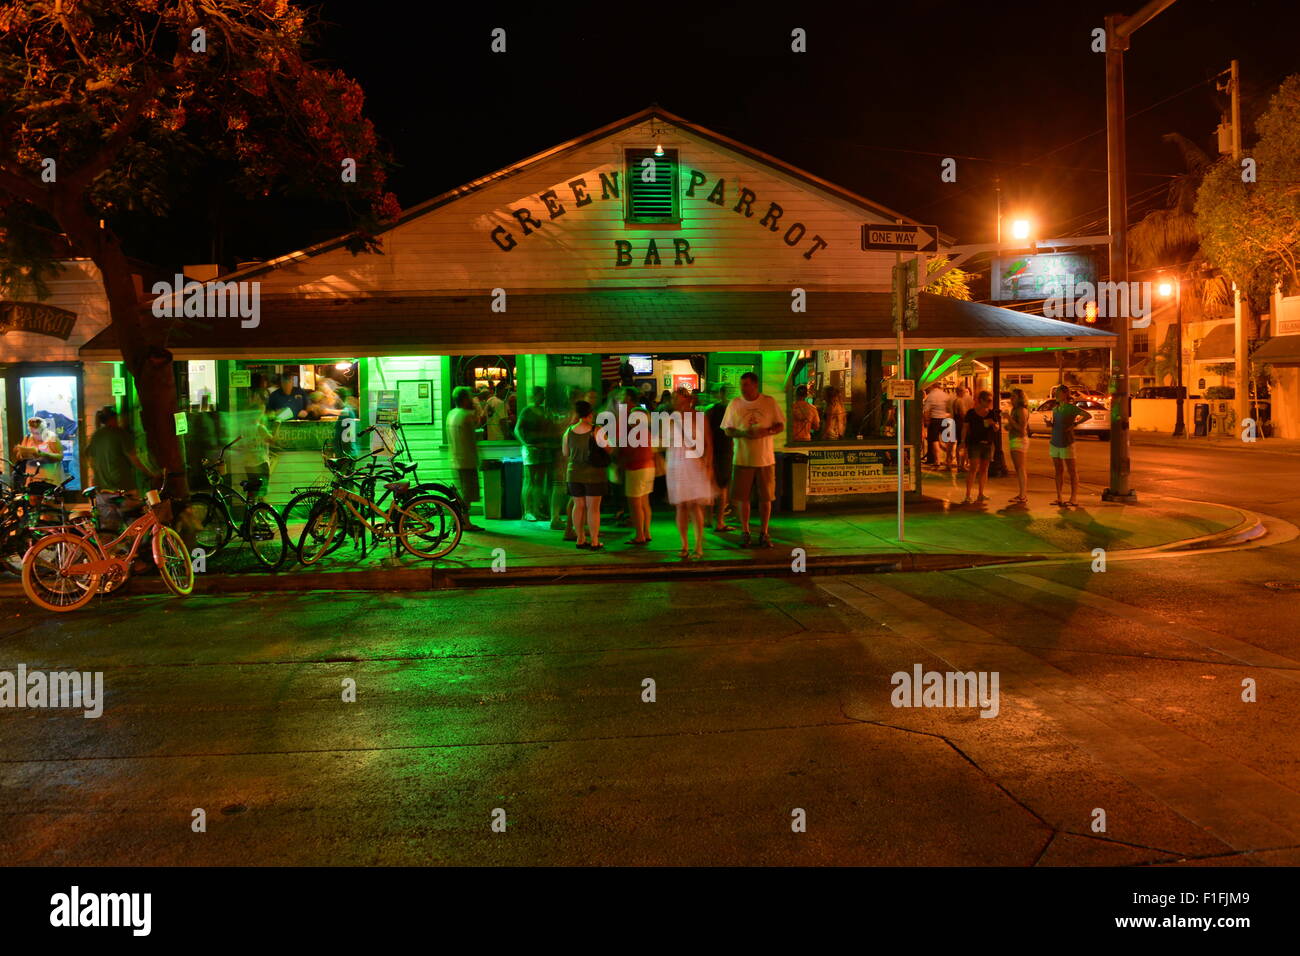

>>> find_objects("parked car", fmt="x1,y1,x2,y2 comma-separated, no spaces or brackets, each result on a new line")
1027,398,1111,440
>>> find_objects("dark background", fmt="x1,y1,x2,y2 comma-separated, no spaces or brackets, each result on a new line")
152,0,1300,274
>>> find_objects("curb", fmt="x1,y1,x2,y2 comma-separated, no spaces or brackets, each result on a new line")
0,500,1267,599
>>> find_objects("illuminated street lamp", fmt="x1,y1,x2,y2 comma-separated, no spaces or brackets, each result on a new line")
1010,218,1033,242
1157,276,1186,437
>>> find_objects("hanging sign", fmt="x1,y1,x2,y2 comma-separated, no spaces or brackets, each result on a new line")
174,412,189,436
0,301,77,340
230,370,251,388
111,377,126,397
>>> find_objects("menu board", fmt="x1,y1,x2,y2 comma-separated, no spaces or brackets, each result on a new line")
807,447,914,496
397,380,433,424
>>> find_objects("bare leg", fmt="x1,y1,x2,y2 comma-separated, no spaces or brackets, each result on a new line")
675,504,690,553
1052,458,1065,502
1066,460,1079,504
977,459,990,498
572,497,587,545
714,486,730,529
692,503,705,556
738,498,752,535
758,499,772,536
1011,450,1027,499
964,459,975,501
585,495,602,545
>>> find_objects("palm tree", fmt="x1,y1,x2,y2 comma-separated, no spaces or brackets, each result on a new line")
1129,133,1233,318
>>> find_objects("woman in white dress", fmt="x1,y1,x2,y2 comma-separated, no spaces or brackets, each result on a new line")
666,388,715,559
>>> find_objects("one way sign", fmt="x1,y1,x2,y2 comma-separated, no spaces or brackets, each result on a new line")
861,223,939,253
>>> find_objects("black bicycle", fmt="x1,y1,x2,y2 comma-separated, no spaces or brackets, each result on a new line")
0,462,76,575
189,437,289,570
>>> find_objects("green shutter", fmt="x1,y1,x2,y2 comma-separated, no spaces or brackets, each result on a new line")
625,148,679,223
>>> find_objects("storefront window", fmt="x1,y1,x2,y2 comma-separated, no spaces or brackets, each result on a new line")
20,374,81,490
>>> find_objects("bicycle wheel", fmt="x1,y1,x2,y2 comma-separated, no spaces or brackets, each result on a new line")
21,533,100,612
245,503,288,571
190,493,232,557
297,498,341,565
396,495,462,559
282,489,346,561
152,525,194,596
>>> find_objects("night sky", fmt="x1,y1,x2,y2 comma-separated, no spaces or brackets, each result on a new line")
151,0,1300,280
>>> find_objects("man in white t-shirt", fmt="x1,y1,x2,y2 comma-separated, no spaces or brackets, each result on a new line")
721,372,785,548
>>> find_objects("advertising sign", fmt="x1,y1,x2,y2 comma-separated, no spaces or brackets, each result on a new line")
374,389,399,424
807,447,914,496
991,253,1096,302
230,370,251,388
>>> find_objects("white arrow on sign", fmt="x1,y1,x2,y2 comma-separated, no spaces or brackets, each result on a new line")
861,223,939,253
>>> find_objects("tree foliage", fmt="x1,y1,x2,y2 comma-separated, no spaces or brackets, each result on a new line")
0,0,398,496
1196,74,1300,311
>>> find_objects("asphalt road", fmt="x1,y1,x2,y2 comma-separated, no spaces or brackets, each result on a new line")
1,436,1298,865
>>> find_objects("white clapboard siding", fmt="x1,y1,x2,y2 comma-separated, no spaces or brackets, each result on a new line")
250,119,908,298
0,259,113,363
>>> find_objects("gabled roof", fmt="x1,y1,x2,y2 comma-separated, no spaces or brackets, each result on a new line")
212,106,947,285
81,290,1115,360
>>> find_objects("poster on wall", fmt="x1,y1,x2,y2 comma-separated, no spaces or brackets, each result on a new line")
717,365,754,388
397,380,433,424
374,389,399,424
673,374,698,392
806,447,914,496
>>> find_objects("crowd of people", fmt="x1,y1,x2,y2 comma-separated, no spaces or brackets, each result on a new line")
921,382,1090,508
449,371,785,557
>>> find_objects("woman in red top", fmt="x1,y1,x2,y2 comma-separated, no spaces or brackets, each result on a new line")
615,388,657,545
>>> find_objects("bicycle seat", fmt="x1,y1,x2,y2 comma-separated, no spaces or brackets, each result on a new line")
240,478,263,493
25,480,57,496
384,482,410,494
400,462,418,474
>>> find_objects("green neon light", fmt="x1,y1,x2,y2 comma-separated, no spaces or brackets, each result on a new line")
931,355,962,377
922,349,944,380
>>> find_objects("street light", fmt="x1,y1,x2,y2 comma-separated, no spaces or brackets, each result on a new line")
1157,276,1186,437
1010,218,1033,242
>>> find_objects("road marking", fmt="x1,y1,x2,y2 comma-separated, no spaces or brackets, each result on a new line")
819,576,1300,852
998,571,1300,679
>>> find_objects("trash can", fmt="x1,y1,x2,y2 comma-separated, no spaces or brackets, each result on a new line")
480,459,504,520
499,457,523,520
775,452,809,513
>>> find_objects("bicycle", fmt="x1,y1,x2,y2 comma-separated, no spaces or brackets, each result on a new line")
21,475,194,612
281,422,467,560
189,437,289,570
296,455,461,565
0,463,77,575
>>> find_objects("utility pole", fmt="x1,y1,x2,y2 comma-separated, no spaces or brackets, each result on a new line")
1227,58,1251,436
1103,0,1178,503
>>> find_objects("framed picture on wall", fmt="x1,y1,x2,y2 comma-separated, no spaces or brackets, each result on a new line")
396,379,434,424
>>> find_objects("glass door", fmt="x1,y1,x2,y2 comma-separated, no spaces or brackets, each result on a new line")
19,373,82,490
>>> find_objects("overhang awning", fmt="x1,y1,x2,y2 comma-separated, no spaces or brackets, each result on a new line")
79,290,1117,360
1194,323,1237,361
1252,334,1300,366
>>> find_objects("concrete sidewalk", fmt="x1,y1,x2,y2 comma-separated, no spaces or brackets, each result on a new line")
1131,432,1300,455
12,463,1244,597
0,465,1258,598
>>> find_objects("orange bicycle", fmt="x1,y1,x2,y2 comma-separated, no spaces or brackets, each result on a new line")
21,478,194,612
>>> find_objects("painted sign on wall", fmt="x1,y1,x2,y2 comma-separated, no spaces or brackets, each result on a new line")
0,301,77,340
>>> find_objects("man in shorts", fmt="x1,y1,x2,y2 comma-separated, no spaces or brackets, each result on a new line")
446,387,484,531
1048,385,1090,507
721,372,784,548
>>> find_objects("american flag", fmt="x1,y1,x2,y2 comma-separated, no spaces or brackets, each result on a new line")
601,355,624,381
